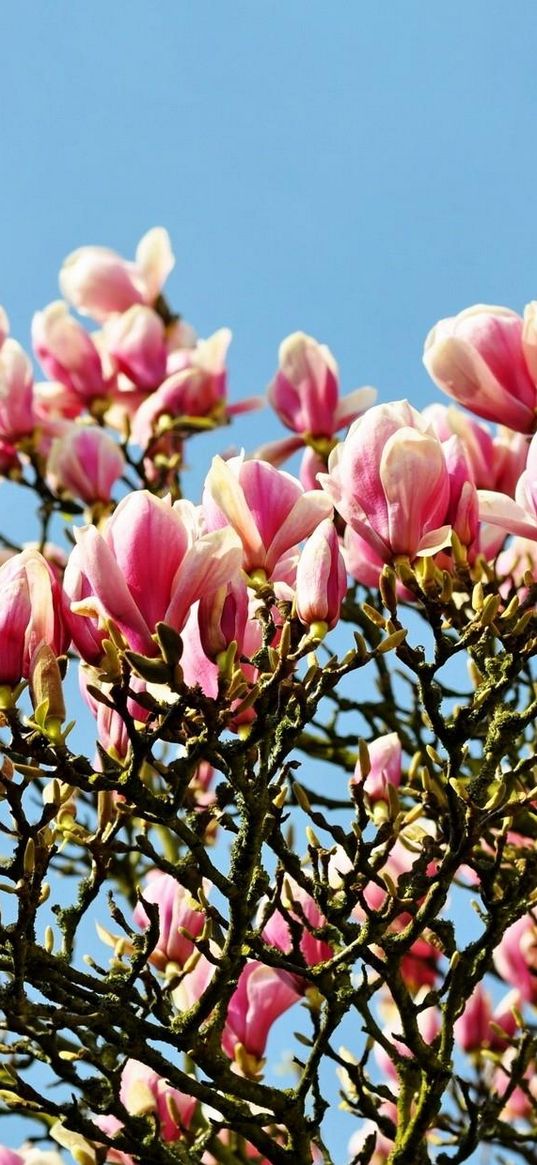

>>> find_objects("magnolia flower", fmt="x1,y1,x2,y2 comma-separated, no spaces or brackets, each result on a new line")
203,454,332,580
319,401,451,562
133,870,207,971
268,331,376,437
59,227,175,321
424,304,537,433
0,339,36,441
66,491,243,659
46,425,125,503
0,548,69,686
32,301,107,405
295,517,347,632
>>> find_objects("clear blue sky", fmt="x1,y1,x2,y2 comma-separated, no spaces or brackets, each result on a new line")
2,2,537,1159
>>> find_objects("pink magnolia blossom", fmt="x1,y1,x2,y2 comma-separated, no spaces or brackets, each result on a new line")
496,535,537,587
198,575,249,662
329,839,440,991
63,545,108,666
262,877,333,970
133,870,207,971
268,331,376,438
492,426,529,496
0,1151,24,1165
343,526,413,600
203,454,331,580
66,491,243,659
171,948,216,1014
202,1127,323,1165
454,985,518,1054
442,434,480,551
299,445,326,491
32,302,107,405
46,425,125,503
188,760,216,810
119,1058,196,1141
0,339,36,442
424,304,537,433
221,961,301,1066
423,403,528,495
374,1005,440,1082
92,1115,134,1165
131,329,260,447
0,549,69,686
318,401,452,563
493,1047,537,1121
347,1104,396,1164
478,429,537,541
352,732,402,804
494,913,537,1003
0,306,9,348
79,665,148,762
453,984,492,1054
295,517,347,632
0,440,21,478
0,1150,63,1165
181,595,284,732
33,378,84,424
103,305,167,391
59,227,174,321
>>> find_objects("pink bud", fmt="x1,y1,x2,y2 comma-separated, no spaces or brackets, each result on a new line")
269,331,376,437
133,870,206,970
353,732,402,804
319,401,452,563
0,339,36,441
104,305,167,391
47,425,125,504
295,518,346,632
120,1058,195,1141
0,549,69,685
424,305,537,433
32,302,107,404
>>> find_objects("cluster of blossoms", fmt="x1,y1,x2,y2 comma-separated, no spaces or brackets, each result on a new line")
3,234,537,1165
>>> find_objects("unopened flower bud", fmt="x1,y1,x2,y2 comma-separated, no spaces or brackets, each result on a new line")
296,518,346,631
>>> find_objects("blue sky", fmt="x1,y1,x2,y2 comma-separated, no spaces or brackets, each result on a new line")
4,2,537,427
2,2,537,1159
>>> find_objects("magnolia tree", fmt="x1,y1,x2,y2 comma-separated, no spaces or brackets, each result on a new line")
2,232,537,1165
